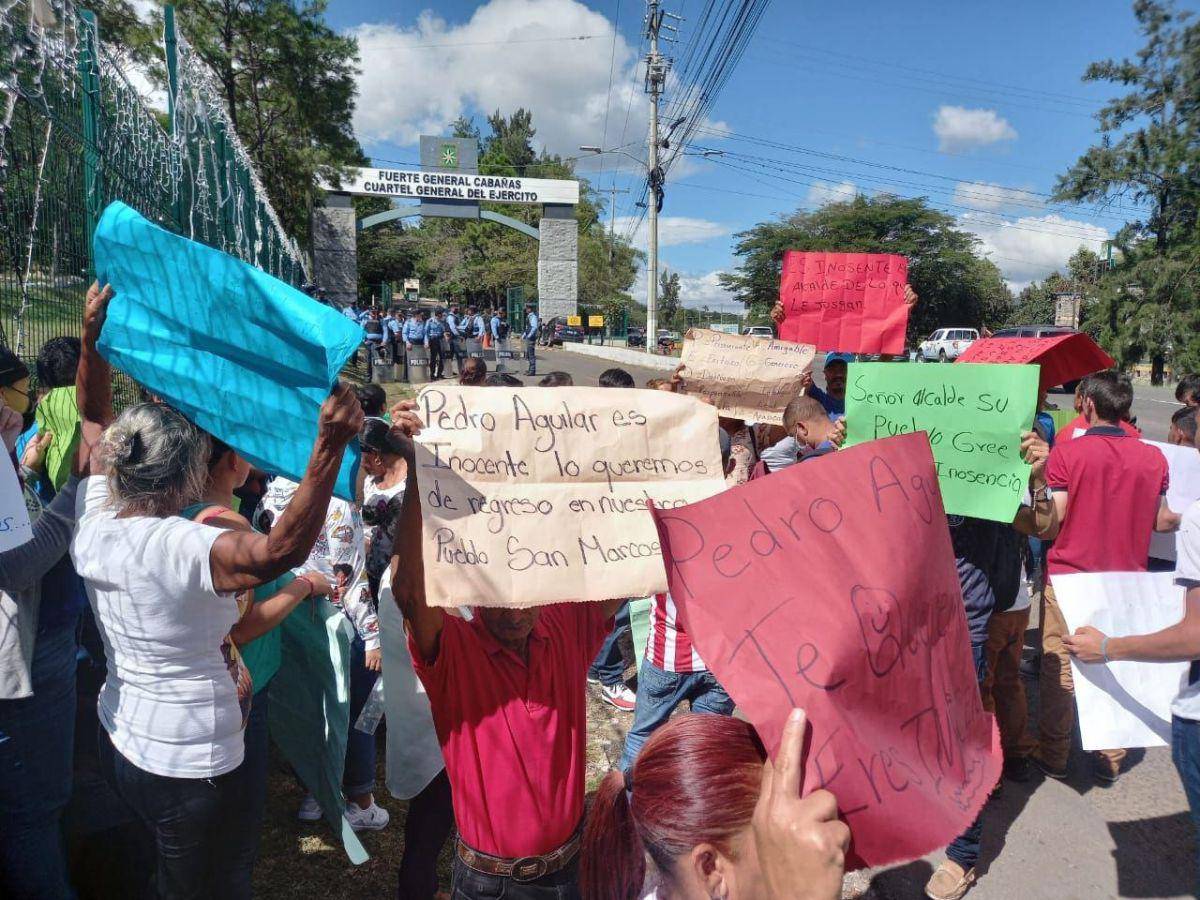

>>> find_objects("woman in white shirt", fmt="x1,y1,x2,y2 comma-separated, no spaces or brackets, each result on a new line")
69,286,363,900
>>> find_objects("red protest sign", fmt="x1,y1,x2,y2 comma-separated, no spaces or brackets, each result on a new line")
778,250,909,355
650,433,1000,869
955,333,1115,392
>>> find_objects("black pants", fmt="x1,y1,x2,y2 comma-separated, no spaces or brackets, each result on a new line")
428,336,445,380
398,770,454,899
97,727,245,900
451,854,580,899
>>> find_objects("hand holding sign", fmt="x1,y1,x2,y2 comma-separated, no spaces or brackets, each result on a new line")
651,433,1000,868
778,251,910,355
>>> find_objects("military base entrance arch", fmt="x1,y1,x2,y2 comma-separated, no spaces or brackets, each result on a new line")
311,135,578,319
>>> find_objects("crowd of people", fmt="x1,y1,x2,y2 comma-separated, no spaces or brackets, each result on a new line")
2,279,1200,900
344,301,541,380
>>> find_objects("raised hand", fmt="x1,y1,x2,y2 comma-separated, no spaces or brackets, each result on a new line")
84,282,113,345
318,381,364,448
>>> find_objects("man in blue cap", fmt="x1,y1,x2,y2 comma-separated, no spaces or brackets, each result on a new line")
808,352,853,418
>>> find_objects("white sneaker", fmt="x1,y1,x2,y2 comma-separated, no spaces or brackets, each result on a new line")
298,796,323,822
600,683,637,712
344,800,390,832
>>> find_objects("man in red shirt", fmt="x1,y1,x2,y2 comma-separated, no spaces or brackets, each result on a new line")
1032,371,1178,783
1056,375,1141,444
388,406,622,899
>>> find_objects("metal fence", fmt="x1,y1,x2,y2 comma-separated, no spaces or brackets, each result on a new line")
0,0,305,383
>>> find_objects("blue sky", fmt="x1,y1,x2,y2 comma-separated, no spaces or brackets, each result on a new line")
323,0,1173,311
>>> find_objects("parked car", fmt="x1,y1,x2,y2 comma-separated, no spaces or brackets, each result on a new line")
559,325,585,343
990,324,1076,339
918,327,979,362
743,325,774,339
657,329,683,353
626,327,646,348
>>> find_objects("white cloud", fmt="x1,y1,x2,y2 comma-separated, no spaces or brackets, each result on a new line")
951,180,1043,213
933,106,1017,152
632,265,741,313
960,212,1108,287
611,215,728,248
805,180,857,207
351,0,647,159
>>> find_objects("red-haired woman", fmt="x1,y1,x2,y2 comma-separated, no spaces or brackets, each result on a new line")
581,709,848,900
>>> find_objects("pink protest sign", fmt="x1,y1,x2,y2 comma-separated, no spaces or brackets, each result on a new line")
778,251,909,355
649,432,1000,869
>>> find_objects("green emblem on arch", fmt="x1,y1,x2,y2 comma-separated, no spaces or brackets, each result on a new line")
440,143,458,168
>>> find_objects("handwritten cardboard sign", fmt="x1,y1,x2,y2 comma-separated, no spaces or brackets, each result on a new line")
1052,571,1187,751
778,251,909,355
679,328,815,424
844,362,1038,522
0,461,33,553
413,385,725,608
955,333,1114,392
650,433,1000,868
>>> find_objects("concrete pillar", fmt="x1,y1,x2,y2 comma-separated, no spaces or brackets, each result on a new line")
537,205,577,319
311,192,357,307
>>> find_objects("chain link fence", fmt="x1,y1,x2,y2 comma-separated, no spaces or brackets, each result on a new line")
0,0,306,391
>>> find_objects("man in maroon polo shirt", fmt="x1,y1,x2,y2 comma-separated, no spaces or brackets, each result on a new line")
1032,370,1180,784
388,411,623,899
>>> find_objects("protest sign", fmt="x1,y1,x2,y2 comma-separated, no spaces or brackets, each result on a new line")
778,251,909,355
679,328,815,425
92,201,363,500
413,385,725,607
0,459,33,553
1052,571,1187,751
955,333,1115,392
843,362,1038,522
651,432,1000,868
1142,440,1200,562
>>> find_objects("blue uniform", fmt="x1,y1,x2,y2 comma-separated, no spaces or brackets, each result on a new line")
402,318,427,343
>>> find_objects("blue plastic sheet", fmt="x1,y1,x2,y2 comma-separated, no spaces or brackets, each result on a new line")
92,201,363,500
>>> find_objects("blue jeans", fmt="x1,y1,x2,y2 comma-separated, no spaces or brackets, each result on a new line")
97,726,243,900
947,642,989,871
619,659,734,772
452,853,579,899
0,615,79,898
587,602,630,687
226,683,271,899
525,338,537,375
345,636,379,798
1172,715,1200,897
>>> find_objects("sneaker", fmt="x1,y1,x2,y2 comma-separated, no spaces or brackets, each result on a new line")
297,796,323,822
599,683,636,712
1032,755,1068,780
925,860,976,900
586,673,601,685
344,800,391,831
1003,756,1034,782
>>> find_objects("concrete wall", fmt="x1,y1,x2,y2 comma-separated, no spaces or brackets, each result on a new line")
537,212,577,320
557,341,679,372
311,193,357,307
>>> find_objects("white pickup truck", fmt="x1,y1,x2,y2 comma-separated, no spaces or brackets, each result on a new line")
918,327,979,362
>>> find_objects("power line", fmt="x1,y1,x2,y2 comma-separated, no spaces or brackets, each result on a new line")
596,0,624,194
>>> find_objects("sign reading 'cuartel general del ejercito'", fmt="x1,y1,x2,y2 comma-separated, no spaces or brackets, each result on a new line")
326,166,580,206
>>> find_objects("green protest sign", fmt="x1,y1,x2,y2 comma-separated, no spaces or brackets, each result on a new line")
844,362,1039,522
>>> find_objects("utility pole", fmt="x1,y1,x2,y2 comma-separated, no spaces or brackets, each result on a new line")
644,0,668,350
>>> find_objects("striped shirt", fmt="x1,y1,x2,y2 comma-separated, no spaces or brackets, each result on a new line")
646,592,706,674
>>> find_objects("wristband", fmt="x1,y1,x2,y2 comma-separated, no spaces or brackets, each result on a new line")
294,574,319,598
1101,637,1111,663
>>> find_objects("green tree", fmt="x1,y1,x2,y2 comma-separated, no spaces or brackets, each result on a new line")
719,194,1012,341
112,0,361,246
658,270,682,330
1054,1,1200,381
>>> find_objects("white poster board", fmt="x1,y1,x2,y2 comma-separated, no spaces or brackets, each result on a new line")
0,461,33,553
1144,440,1200,562
1052,571,1188,750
